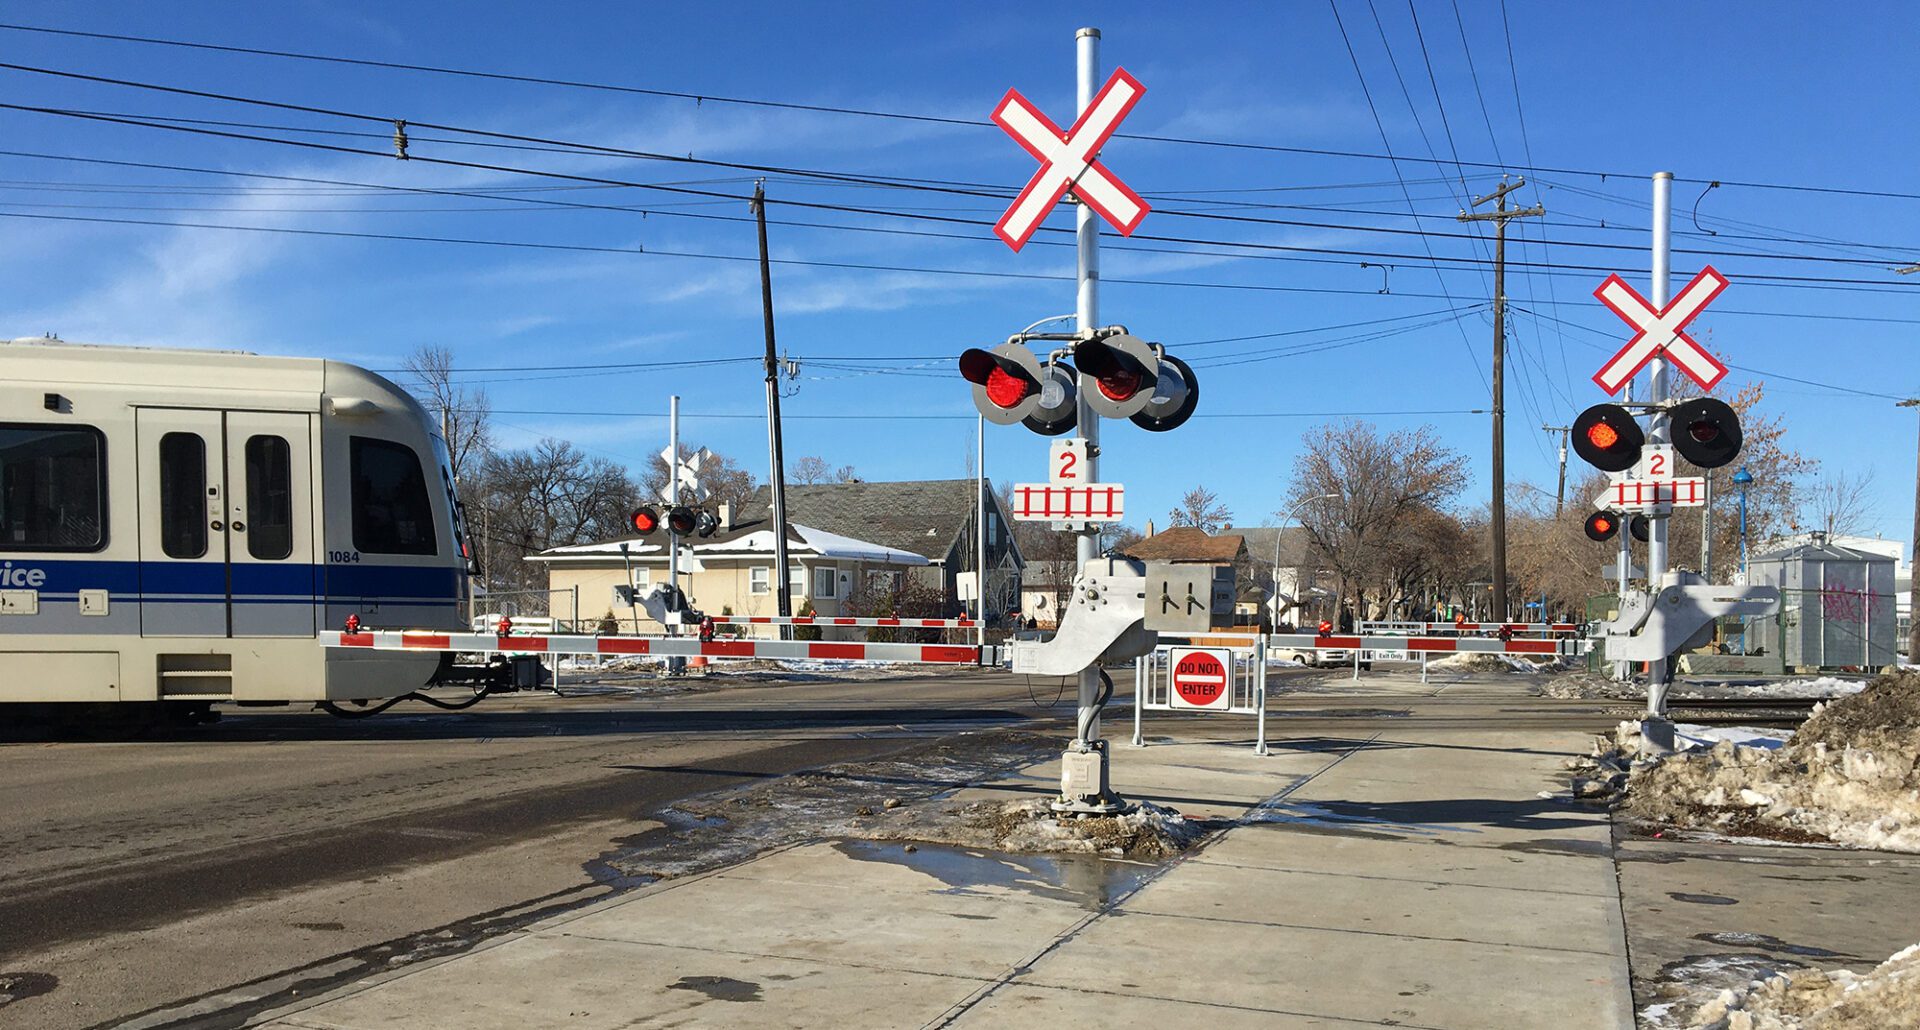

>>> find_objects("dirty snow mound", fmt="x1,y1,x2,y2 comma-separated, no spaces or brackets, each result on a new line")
1681,940,1920,1029
860,798,1209,859
1538,671,1640,699
1429,652,1537,673
1600,669,1920,852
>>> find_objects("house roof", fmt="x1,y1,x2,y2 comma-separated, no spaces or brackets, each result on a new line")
1234,526,1315,566
736,478,1015,564
527,519,927,566
1121,526,1247,563
528,477,1005,566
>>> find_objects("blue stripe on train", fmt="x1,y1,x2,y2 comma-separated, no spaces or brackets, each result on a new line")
0,558,462,601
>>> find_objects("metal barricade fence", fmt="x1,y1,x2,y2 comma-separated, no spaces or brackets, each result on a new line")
1130,638,1270,756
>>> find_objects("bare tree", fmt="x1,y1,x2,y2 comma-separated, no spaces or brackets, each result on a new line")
1799,469,1876,537
1284,420,1470,618
403,345,491,483
791,456,830,485
475,439,638,600
792,455,858,485
1169,486,1233,533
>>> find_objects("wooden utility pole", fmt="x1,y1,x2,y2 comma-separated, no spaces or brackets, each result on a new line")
1459,178,1543,621
752,182,793,622
1902,396,1919,663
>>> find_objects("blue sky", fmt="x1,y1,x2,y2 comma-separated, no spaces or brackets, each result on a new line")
3,2,1917,546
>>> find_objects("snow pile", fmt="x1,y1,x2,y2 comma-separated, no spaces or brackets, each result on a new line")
1429,652,1541,673
1604,669,1920,851
1741,676,1870,699
860,798,1210,859
1680,941,1920,1029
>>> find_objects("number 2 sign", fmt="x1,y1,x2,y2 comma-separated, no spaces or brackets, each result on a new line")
1049,439,1087,484
1636,444,1675,482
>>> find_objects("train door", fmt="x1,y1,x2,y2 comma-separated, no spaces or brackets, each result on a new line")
135,409,316,637
226,412,315,637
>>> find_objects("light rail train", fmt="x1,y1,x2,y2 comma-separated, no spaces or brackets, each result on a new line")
0,337,473,720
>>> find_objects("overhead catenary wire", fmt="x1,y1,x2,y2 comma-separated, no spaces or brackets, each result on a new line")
8,21,1920,202
3,97,1913,281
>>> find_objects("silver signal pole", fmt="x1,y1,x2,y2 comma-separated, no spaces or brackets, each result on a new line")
1058,25,1124,814
1644,171,1675,740
666,394,683,673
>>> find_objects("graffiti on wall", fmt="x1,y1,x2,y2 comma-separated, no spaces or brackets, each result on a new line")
1819,586,1871,624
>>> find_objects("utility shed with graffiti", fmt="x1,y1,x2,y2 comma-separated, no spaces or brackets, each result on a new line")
1748,532,1900,671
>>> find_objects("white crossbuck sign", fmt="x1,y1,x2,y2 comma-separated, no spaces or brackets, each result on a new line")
991,68,1150,251
1591,265,1730,395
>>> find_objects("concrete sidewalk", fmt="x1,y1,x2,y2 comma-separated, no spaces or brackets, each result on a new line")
251,705,1632,1028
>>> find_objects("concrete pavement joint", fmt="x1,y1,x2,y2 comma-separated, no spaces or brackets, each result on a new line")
1112,906,1626,957
1185,856,1619,898
922,732,1385,1029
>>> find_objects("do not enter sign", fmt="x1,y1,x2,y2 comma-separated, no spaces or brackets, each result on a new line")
1168,647,1233,710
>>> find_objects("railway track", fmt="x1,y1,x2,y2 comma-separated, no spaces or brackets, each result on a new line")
1608,695,1828,727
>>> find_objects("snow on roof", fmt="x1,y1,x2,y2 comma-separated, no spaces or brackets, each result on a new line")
531,538,665,558
528,523,926,565
796,525,930,566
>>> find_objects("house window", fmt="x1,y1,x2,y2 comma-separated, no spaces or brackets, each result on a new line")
987,514,998,547
789,563,804,596
749,565,771,595
814,567,838,600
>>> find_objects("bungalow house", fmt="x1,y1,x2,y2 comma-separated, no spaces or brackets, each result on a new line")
529,478,1022,635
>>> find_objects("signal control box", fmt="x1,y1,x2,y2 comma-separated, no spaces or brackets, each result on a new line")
1143,563,1235,634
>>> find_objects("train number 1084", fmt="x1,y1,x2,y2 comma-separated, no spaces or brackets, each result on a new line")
328,550,362,564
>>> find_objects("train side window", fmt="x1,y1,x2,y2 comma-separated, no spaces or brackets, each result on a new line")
0,422,107,552
245,435,293,560
158,432,208,559
350,437,437,556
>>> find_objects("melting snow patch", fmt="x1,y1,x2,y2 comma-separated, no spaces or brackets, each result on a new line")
1573,670,1920,853
860,797,1211,860
1665,940,1920,1028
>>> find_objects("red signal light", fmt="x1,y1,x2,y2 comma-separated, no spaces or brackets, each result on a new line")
667,506,698,535
630,507,659,535
984,366,1031,409
1572,403,1644,473
1096,370,1142,402
1688,420,1720,443
1584,510,1623,542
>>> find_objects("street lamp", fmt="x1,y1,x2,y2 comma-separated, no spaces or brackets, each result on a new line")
1731,466,1755,577
1273,493,1338,628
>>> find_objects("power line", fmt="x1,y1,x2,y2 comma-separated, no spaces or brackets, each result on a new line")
1330,0,1488,387
6,98,1913,274
486,407,1490,421
9,20,1919,202
1507,304,1912,401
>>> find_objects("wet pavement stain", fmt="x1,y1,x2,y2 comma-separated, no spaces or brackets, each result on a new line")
1668,891,1739,905
666,976,763,1003
833,839,1154,912
1692,932,1846,959
1497,837,1610,857
0,971,58,1007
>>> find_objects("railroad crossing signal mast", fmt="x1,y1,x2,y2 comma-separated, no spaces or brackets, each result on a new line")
966,29,1207,814
1570,175,1777,747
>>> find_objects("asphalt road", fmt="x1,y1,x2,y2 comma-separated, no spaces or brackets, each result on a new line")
0,664,1624,1029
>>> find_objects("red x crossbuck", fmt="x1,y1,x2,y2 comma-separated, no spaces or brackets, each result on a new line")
991,68,1150,251
1591,266,1730,395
